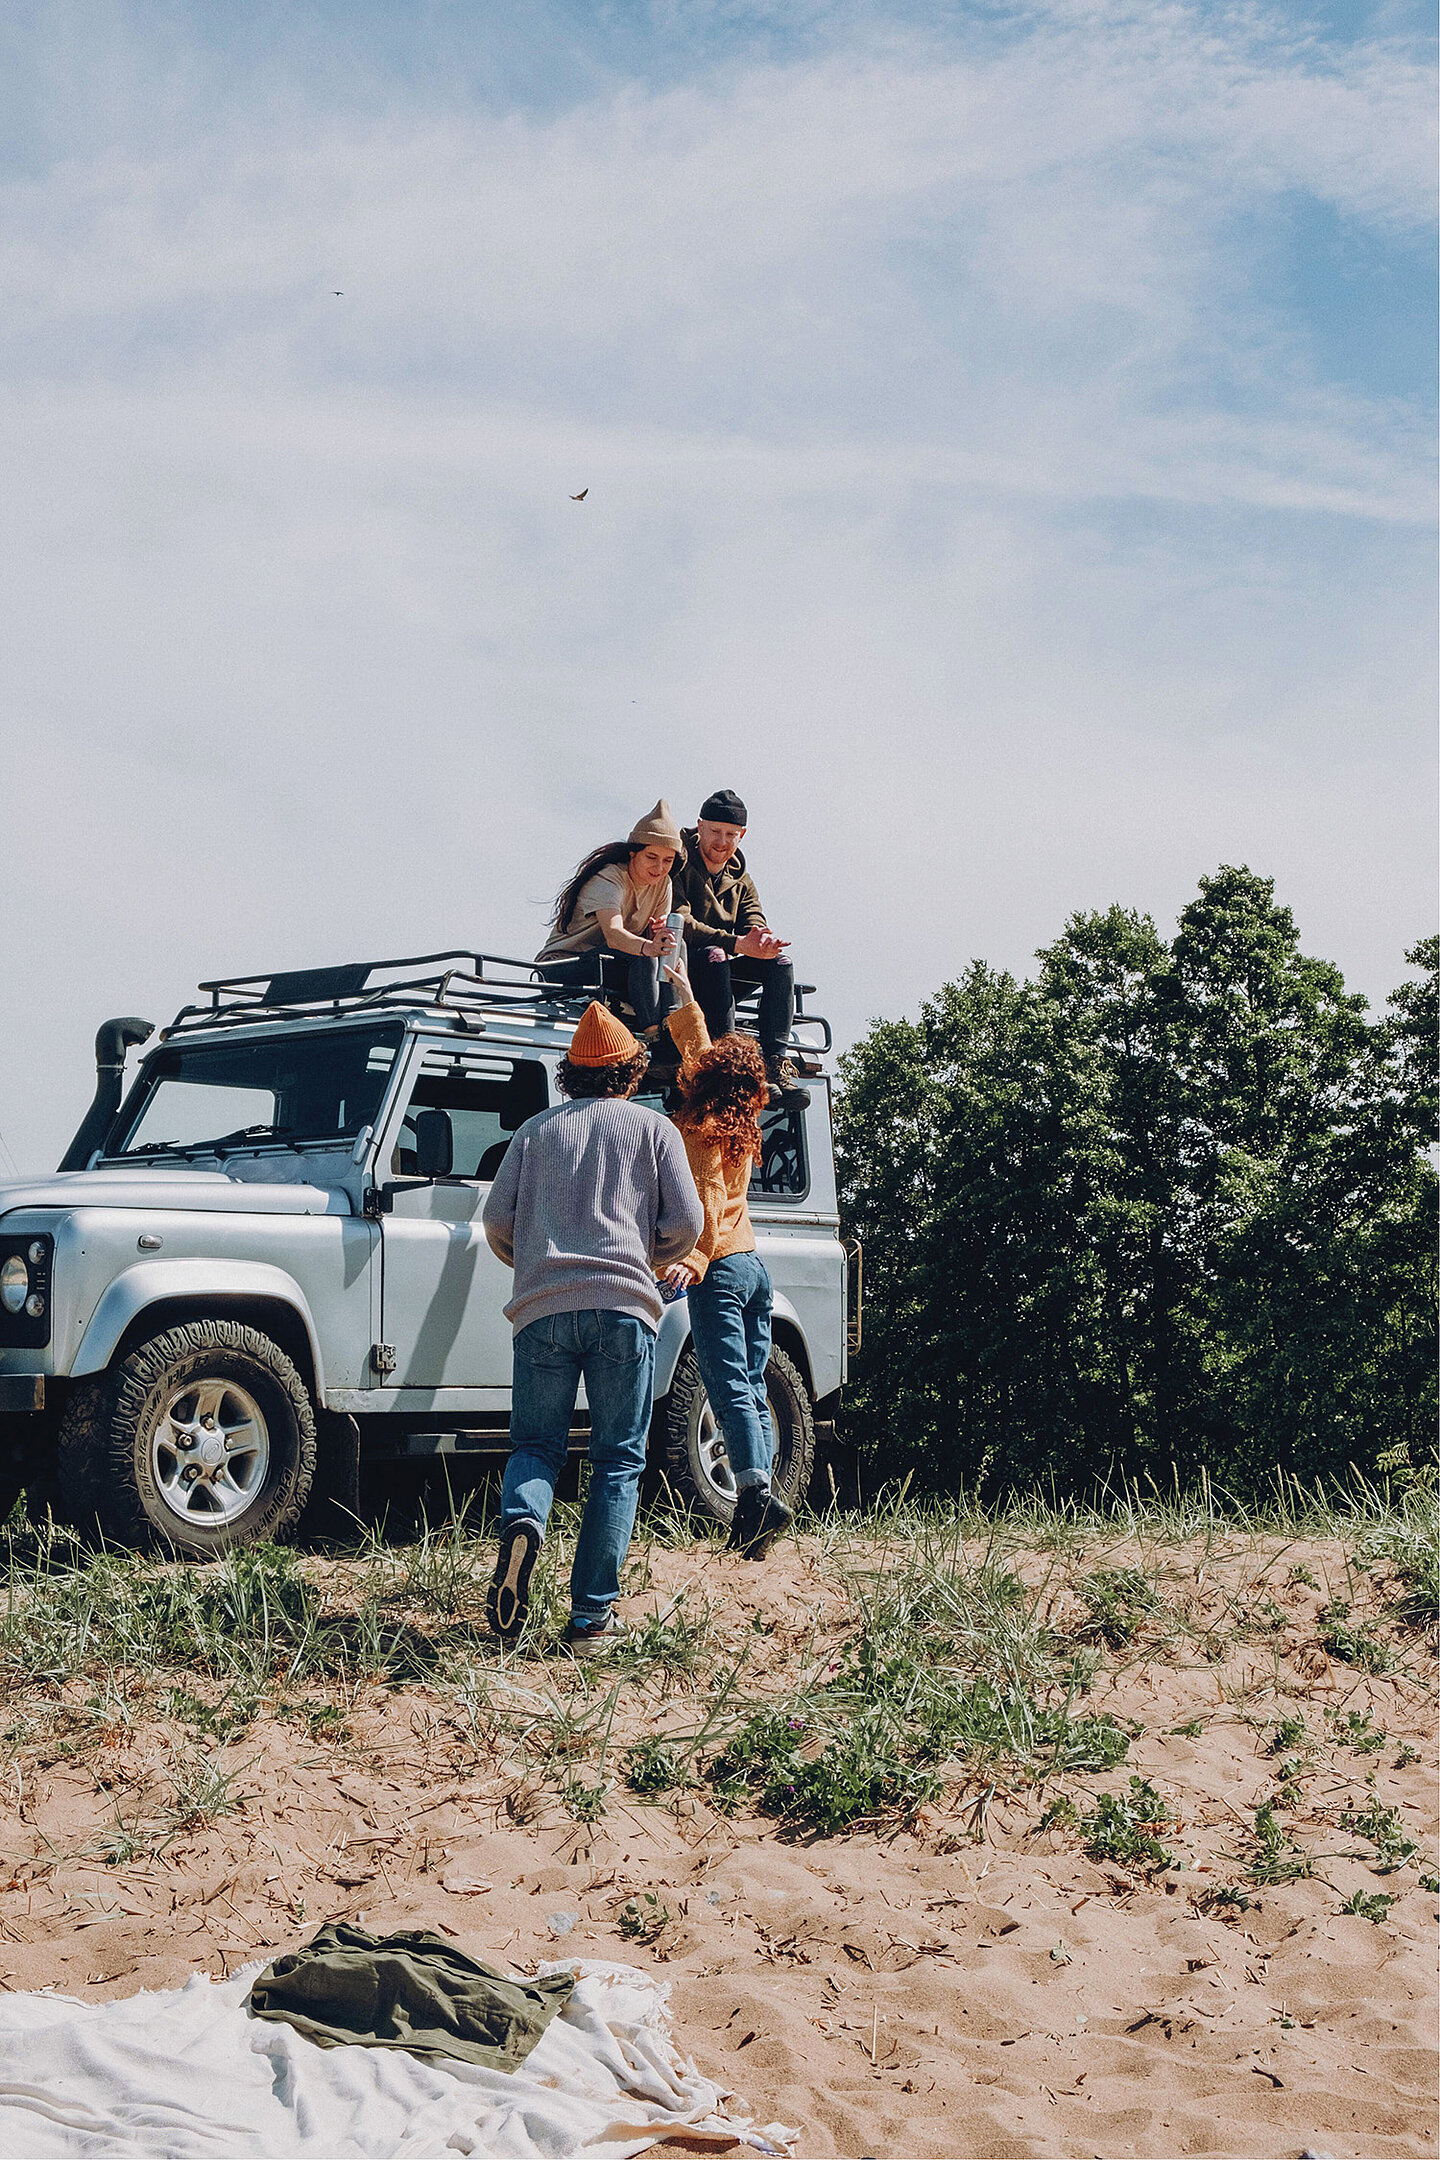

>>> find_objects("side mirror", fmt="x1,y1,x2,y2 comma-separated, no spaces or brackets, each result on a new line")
413,1109,454,1179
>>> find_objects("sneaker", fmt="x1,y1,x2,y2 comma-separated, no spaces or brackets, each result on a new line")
563,1611,629,1658
726,1484,794,1560
487,1519,542,1639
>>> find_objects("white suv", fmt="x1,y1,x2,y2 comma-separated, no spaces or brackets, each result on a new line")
0,952,851,1556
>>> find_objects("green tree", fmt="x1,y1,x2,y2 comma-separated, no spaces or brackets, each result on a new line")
836,873,1436,1498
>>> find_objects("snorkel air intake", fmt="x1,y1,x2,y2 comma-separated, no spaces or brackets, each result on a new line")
58,1017,155,1171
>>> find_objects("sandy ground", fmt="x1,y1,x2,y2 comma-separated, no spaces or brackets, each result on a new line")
0,1526,1434,2158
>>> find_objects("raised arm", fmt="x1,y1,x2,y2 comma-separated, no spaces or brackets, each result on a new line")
663,945,713,1080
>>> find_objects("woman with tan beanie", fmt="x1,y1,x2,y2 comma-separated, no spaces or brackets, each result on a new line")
536,801,684,1051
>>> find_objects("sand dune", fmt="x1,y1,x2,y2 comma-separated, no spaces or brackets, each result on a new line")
0,1524,1433,2156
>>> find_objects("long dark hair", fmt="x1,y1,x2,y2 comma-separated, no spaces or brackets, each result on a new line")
673,1034,767,1170
552,843,640,937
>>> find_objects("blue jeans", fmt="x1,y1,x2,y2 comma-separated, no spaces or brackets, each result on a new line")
538,949,673,1032
686,1251,774,1491
500,1310,656,1626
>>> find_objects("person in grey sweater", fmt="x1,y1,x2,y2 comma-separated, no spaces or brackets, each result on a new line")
482,1000,703,1653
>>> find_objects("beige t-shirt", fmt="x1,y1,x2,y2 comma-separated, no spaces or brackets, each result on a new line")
538,865,673,961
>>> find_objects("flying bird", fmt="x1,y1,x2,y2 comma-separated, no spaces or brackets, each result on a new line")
570,488,588,501
332,290,343,296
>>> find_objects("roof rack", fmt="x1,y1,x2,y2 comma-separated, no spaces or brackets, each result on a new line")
161,949,832,1055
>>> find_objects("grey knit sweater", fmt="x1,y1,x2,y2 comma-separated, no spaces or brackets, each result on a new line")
481,1098,704,1334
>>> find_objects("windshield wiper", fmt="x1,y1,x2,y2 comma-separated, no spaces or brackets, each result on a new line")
207,1125,297,1153
112,1141,199,1160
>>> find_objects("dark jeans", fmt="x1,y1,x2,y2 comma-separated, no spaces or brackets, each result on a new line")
500,1310,656,1625
686,1251,774,1492
538,949,673,1032
692,953,795,1061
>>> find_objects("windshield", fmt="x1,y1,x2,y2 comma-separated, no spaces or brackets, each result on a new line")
109,1026,404,1158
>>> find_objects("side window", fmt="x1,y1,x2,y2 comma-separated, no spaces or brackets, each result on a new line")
750,1104,808,1199
393,1052,547,1178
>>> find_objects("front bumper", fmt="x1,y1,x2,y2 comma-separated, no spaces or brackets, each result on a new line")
0,1375,44,1414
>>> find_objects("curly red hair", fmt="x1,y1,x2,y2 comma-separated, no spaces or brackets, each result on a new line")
672,1033,767,1169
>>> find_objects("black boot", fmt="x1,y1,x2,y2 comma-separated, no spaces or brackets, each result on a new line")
726,1483,794,1560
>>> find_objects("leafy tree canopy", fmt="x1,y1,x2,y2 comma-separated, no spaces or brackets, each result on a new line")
836,870,1437,1500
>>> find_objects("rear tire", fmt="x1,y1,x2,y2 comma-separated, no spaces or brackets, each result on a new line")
658,1342,816,1529
57,1320,315,1556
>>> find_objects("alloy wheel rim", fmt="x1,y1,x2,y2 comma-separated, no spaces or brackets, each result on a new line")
151,1377,270,1526
690,1389,780,1509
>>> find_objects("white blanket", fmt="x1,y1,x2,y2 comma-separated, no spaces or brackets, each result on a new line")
0,1958,792,2159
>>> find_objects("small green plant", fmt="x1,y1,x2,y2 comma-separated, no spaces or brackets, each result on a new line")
1392,1744,1420,1770
1328,1707,1387,1754
1037,1794,1079,1833
1248,1800,1312,1886
1074,1569,1159,1649
1246,1597,1286,1636
562,1776,609,1825
708,1708,942,1837
1267,1714,1307,1753
1419,1872,1440,1894
624,1737,684,1796
1287,1563,1318,1589
1205,1883,1254,1913
1341,1800,1419,1873
1170,1717,1205,1738
160,1686,259,1742
1077,1778,1175,1873
618,1892,672,1944
165,1748,254,1831
1317,1602,1391,1673
1340,1889,1395,1924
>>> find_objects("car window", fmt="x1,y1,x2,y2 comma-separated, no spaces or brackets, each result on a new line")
752,1103,808,1199
113,1028,403,1157
393,1050,548,1178
634,1093,809,1200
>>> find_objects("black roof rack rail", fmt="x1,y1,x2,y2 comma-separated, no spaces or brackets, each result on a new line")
158,949,831,1056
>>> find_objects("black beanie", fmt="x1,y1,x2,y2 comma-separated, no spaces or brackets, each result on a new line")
699,788,748,825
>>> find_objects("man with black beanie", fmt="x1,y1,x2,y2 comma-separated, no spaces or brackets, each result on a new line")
674,790,802,1096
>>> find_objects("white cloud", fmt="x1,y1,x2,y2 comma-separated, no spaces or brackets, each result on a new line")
0,1,1432,1168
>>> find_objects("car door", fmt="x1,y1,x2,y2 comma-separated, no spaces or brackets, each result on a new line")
378,1045,547,1392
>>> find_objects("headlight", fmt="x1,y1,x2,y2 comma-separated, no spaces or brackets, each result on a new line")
0,1255,27,1315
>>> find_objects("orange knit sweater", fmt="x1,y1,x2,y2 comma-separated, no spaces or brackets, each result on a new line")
665,999,757,1281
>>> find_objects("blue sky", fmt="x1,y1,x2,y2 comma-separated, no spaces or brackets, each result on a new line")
0,0,1434,1170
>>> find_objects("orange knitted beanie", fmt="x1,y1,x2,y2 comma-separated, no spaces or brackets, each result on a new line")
567,1001,643,1067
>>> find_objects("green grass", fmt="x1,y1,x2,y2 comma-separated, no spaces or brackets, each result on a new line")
1247,1800,1313,1886
1317,1601,1392,1674
0,1475,1431,1850
1072,1567,1162,1648
1073,1777,1176,1873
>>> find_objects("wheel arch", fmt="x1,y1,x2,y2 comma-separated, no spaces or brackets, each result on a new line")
72,1263,323,1404
652,1290,816,1406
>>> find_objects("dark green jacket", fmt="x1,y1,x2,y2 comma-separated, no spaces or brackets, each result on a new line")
675,828,769,956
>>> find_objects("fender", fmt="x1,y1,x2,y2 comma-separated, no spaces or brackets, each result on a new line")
652,1288,807,1400
71,1259,327,1393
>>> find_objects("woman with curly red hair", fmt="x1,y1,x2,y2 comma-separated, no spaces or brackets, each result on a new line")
660,947,793,1558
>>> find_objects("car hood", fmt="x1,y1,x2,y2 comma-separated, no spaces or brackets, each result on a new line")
0,1169,352,1218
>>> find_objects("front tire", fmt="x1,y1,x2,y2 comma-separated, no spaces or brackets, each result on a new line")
58,1320,316,1556
659,1342,816,1528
